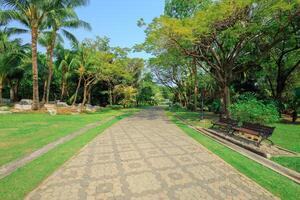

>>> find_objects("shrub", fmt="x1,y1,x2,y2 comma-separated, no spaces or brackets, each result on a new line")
208,99,221,113
169,103,183,111
229,97,280,125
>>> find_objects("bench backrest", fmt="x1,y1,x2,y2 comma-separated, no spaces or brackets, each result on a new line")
242,122,275,137
219,118,238,126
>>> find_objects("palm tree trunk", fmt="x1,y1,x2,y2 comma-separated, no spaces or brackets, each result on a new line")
72,75,82,106
31,26,40,110
42,80,47,104
46,48,53,103
60,81,67,101
10,87,14,103
13,83,18,102
87,86,92,104
46,33,56,103
81,81,88,109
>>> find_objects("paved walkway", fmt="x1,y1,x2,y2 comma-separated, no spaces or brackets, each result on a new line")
25,108,277,200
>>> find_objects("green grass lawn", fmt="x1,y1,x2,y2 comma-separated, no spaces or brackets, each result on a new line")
169,108,300,173
271,157,300,173
0,108,137,166
270,122,300,153
270,122,300,173
0,110,136,200
167,112,300,200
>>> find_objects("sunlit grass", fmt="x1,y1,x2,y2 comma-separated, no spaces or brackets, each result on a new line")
0,108,137,166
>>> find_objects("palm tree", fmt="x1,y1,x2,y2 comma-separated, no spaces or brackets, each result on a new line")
40,7,91,103
56,45,76,101
70,44,95,106
0,0,89,109
0,28,26,104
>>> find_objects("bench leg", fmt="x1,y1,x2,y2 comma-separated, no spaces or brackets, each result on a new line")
228,129,235,136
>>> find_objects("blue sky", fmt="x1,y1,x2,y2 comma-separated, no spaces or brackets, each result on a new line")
10,0,165,59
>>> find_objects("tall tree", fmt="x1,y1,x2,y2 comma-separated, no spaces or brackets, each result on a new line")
0,0,88,109
40,6,91,103
257,3,300,109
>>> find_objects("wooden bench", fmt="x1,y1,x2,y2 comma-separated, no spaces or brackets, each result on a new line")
232,122,275,146
212,118,238,134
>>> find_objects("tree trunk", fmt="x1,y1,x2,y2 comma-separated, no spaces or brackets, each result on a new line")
192,62,198,111
31,26,40,110
87,86,91,104
10,87,14,103
9,83,18,102
81,82,88,109
222,84,231,117
45,46,54,103
42,79,47,104
109,86,113,106
13,84,18,102
72,75,82,106
60,81,67,101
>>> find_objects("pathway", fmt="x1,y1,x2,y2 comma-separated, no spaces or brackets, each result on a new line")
25,108,277,200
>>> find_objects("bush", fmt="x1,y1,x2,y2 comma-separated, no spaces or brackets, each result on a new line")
229,97,280,125
169,103,183,111
208,99,221,113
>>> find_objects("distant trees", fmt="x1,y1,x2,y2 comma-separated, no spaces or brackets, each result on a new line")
141,0,300,118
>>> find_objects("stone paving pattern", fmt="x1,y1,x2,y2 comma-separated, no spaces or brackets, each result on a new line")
25,108,278,200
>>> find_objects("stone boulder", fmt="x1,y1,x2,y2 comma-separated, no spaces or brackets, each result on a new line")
19,99,33,105
47,109,57,116
14,99,32,110
0,106,10,111
85,104,101,112
0,98,11,104
56,101,69,107
44,104,57,116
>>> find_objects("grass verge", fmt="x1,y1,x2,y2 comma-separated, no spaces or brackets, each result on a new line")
271,157,300,173
0,111,135,200
0,109,134,166
169,109,300,173
167,112,300,200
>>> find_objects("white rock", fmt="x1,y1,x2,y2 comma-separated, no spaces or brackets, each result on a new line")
14,104,32,110
19,99,33,105
0,111,12,114
0,106,10,111
48,109,57,116
56,101,69,107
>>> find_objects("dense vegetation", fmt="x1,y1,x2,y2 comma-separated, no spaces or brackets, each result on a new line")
0,0,165,109
138,0,300,121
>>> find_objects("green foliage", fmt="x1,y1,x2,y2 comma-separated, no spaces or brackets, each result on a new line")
229,96,280,125
169,102,184,111
208,99,221,113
